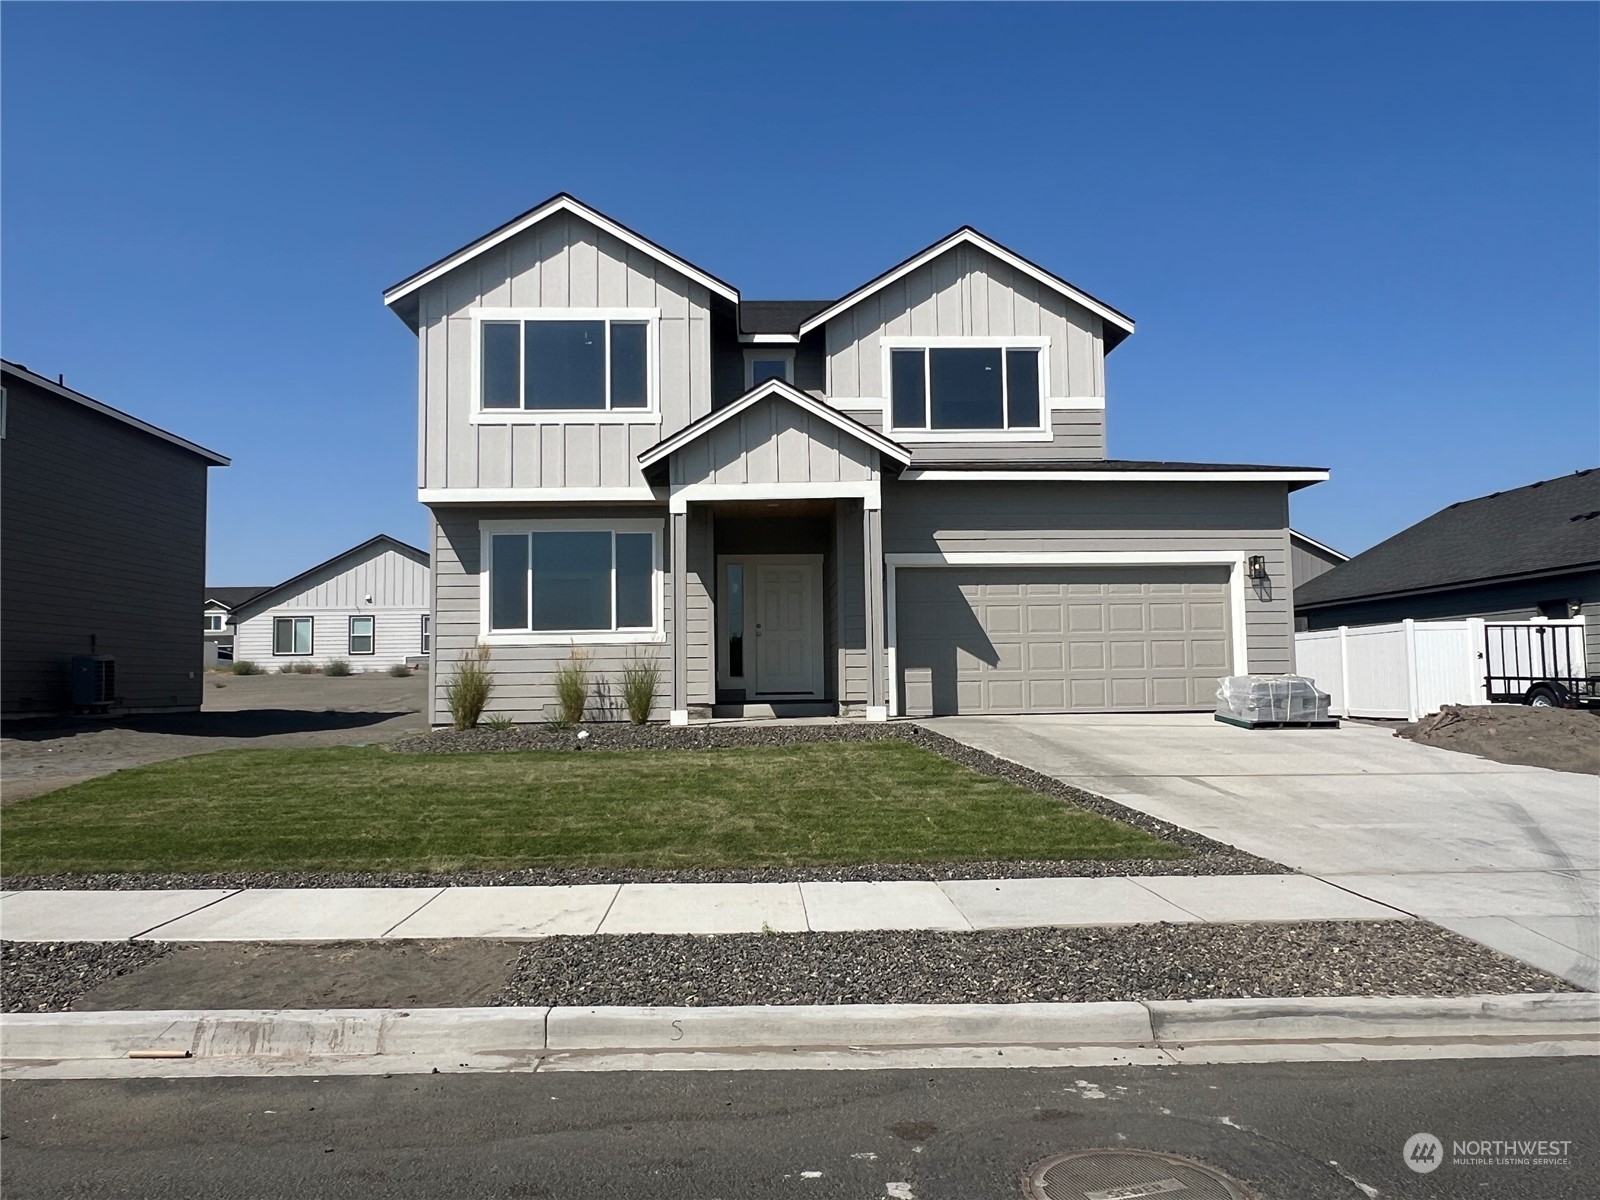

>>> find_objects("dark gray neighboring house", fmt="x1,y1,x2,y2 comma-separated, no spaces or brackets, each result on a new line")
2,361,229,715
204,586,268,666
1295,469,1600,667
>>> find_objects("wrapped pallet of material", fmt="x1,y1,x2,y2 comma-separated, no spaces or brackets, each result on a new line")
1215,675,1332,724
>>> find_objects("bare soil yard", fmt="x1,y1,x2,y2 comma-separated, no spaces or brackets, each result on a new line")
0,672,428,803
1396,704,1600,775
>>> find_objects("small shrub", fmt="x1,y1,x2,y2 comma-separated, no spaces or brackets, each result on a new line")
553,648,591,727
230,660,263,676
324,659,353,677
619,654,662,724
483,713,515,732
388,663,414,678
291,661,318,674
446,643,494,731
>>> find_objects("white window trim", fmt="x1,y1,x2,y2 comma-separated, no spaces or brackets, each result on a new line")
272,615,314,657
420,613,431,655
881,550,1252,717
348,614,376,655
878,336,1053,439
478,517,666,645
469,307,662,425
204,612,227,633
743,348,795,389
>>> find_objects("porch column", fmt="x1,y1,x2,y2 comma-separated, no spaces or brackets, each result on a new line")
862,498,888,721
670,507,689,725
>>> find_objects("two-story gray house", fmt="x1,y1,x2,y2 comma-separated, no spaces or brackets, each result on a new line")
384,195,1327,726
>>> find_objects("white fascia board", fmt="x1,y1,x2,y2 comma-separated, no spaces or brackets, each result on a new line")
383,195,740,308
670,481,882,513
797,229,1136,339
737,333,802,345
637,380,910,469
899,469,1331,484
3,362,230,465
1289,529,1350,561
419,487,663,505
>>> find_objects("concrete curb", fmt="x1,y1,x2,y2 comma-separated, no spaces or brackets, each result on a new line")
3,993,1595,1073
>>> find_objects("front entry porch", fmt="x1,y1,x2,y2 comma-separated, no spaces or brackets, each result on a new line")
668,497,888,724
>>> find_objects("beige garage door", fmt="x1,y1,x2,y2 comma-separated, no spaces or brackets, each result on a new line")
896,566,1232,715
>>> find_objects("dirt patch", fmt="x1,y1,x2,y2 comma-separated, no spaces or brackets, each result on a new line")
1396,704,1600,775
65,940,520,1011
1,672,428,803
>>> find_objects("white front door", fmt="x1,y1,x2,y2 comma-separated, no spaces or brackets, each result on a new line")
753,561,822,697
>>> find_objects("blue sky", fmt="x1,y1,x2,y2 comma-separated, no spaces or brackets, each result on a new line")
4,2,1596,584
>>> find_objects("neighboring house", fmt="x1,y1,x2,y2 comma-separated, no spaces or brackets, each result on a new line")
382,194,1327,725
203,587,268,666
1296,469,1600,667
1288,530,1348,630
1,360,229,715
229,535,431,670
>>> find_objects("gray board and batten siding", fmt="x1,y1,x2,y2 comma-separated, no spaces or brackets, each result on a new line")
823,240,1108,459
415,210,715,494
1,365,227,715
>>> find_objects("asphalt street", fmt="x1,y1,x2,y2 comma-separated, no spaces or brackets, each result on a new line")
3,1056,1596,1198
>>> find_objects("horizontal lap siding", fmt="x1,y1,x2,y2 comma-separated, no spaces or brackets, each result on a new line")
882,480,1294,676
823,243,1106,460
430,505,685,724
418,211,712,494
1,380,212,713
234,608,428,670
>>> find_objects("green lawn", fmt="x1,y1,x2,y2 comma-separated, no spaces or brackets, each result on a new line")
0,742,1184,876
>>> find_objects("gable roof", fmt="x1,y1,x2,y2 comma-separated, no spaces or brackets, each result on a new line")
1295,469,1600,610
205,587,270,610
637,379,912,474
739,300,832,335
231,535,430,618
794,227,1137,350
382,193,739,326
2,360,229,466
1289,530,1348,562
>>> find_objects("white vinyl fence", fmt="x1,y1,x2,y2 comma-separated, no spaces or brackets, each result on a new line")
1295,618,1587,720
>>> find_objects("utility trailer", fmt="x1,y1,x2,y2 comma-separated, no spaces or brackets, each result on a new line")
1483,621,1597,708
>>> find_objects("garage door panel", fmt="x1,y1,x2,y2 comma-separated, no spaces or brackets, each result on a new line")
897,566,1233,716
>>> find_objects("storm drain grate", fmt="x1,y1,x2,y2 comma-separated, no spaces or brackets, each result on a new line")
1023,1149,1257,1200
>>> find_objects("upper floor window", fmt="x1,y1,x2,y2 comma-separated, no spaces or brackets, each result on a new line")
476,309,657,414
887,342,1044,432
743,349,794,389
205,612,226,633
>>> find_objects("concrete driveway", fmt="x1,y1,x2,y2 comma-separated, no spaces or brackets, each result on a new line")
926,713,1599,989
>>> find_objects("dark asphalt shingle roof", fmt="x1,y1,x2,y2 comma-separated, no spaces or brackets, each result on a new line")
738,300,832,335
204,587,271,609
1296,469,1600,609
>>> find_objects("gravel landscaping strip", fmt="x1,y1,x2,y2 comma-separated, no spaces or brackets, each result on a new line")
2,940,173,1013
493,922,1577,1007
2,723,1282,891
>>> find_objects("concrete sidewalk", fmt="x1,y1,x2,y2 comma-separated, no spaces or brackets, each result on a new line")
926,713,1600,989
0,873,1406,942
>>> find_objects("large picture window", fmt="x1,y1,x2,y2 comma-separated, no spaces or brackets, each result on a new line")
479,312,653,413
485,523,659,638
888,345,1043,431
273,616,313,656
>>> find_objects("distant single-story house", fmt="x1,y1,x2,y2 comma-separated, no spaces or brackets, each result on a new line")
2,359,229,714
229,535,431,670
1288,530,1347,630
1295,469,1600,667
203,586,268,666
